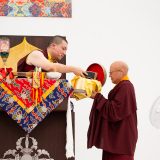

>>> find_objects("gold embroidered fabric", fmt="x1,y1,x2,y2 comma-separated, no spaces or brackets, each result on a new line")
71,76,102,100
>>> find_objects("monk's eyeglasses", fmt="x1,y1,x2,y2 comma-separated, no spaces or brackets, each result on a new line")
109,70,122,75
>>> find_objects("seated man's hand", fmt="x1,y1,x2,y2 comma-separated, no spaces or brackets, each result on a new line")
73,67,87,77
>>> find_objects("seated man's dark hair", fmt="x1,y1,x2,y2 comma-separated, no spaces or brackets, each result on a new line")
49,35,68,46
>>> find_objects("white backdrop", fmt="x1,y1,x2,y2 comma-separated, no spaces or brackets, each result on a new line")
1,0,160,159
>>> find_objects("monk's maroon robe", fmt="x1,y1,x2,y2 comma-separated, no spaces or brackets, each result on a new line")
102,151,134,160
87,80,138,156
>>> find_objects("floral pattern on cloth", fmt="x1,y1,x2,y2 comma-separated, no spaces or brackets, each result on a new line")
0,0,71,17
0,78,73,133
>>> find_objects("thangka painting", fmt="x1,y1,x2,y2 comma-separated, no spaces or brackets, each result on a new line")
0,0,71,17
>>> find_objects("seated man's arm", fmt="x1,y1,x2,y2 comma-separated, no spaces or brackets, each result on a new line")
27,50,86,77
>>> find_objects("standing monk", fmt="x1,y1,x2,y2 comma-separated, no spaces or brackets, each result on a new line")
88,61,138,160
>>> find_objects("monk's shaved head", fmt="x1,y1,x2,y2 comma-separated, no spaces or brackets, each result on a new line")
110,61,128,76
109,61,129,84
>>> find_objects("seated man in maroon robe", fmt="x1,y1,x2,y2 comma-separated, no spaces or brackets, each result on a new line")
17,35,86,77
88,61,138,160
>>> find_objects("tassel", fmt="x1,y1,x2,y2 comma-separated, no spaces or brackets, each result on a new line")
32,88,35,101
35,89,38,106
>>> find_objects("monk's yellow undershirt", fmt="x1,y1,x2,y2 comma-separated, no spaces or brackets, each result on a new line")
121,75,129,81
48,52,57,63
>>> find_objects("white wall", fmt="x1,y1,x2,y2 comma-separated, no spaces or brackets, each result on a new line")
1,0,160,159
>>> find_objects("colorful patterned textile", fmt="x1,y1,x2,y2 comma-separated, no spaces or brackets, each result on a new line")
0,78,73,133
0,0,71,17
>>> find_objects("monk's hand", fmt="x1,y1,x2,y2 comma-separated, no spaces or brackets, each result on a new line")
90,91,98,99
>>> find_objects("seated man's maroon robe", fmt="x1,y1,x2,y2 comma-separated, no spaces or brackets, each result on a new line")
87,80,138,160
17,50,48,72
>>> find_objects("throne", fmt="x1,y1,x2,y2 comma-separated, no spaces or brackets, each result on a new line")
0,36,74,160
